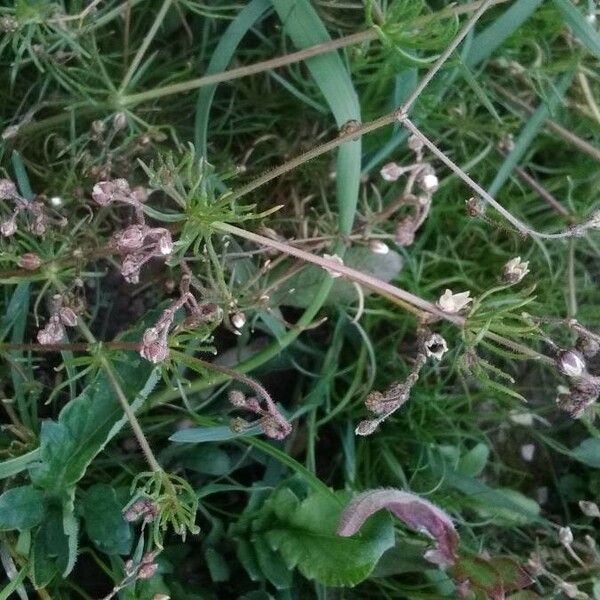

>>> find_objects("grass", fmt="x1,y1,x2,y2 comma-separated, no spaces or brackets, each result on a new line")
1,0,600,598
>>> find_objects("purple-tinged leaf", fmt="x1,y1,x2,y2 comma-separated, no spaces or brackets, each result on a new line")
337,488,459,568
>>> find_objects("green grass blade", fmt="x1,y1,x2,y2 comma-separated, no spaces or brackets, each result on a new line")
466,0,545,67
194,0,271,157
487,71,575,198
271,0,361,235
553,0,600,59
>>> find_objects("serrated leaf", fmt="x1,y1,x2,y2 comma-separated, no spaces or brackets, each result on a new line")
29,356,157,493
31,505,69,589
0,485,45,531
265,489,394,587
278,247,403,308
82,484,132,555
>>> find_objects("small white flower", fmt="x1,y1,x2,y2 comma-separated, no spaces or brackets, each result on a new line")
437,289,472,314
322,253,344,278
50,196,62,207
423,333,448,361
380,162,404,182
559,526,574,546
231,312,246,329
421,173,439,192
558,350,586,378
503,256,530,283
369,240,389,255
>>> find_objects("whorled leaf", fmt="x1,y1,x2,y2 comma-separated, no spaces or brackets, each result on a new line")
337,488,459,568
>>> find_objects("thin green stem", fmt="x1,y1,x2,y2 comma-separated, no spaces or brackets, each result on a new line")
213,221,461,323
119,0,174,92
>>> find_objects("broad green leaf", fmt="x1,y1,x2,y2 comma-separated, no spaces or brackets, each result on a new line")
180,446,232,476
277,247,403,308
553,0,600,60
82,484,132,555
0,486,45,531
30,355,158,493
571,437,600,467
31,505,70,588
264,488,394,587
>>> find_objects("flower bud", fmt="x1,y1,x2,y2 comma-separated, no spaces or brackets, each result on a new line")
112,112,127,131
114,224,146,252
37,316,65,345
579,500,600,518
17,253,41,270
355,419,379,436
231,312,246,329
380,162,404,182
558,350,586,378
558,526,573,546
369,240,389,255
420,173,439,193
229,390,247,407
137,562,158,580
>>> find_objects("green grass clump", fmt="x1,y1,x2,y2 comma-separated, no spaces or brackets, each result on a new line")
1,0,600,598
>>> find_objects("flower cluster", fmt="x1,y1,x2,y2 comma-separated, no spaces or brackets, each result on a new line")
92,179,173,283
139,272,222,364
0,178,65,237
356,332,447,436
229,389,292,440
377,134,437,246
37,294,79,345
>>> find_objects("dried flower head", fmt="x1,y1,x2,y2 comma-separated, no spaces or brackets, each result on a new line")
395,217,416,246
503,256,530,284
423,333,448,361
437,289,472,314
355,419,380,436
37,316,65,345
140,326,169,364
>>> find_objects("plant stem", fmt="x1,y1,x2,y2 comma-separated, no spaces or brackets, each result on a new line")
100,355,162,473
213,221,462,323
121,29,378,106
0,341,140,353
400,0,495,114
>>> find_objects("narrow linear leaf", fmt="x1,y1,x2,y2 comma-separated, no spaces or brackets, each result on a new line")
553,0,600,60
